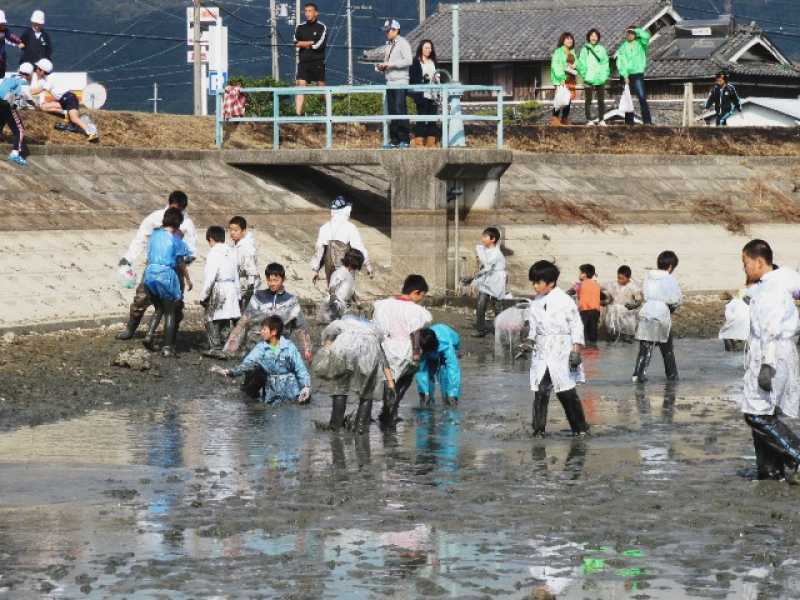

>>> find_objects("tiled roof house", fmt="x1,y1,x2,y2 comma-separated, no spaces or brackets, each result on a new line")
363,0,800,101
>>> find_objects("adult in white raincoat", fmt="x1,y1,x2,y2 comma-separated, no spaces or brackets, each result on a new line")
200,226,241,357
740,239,800,482
310,196,373,283
527,260,589,437
117,191,198,340
632,251,682,383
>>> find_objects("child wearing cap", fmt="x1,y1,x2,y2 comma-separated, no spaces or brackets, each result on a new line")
310,196,373,284
0,62,34,166
20,10,52,66
0,11,24,79
31,59,99,143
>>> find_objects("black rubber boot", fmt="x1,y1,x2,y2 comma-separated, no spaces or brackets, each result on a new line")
474,292,490,337
445,396,458,407
116,315,143,340
419,393,432,407
632,341,653,383
660,336,679,381
745,413,800,469
532,390,550,437
558,389,590,436
753,429,786,481
202,320,226,358
379,385,394,431
143,310,163,350
354,398,372,436
329,395,348,431
161,300,178,357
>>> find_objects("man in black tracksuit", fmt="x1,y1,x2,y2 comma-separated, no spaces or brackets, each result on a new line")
705,71,741,126
294,2,327,116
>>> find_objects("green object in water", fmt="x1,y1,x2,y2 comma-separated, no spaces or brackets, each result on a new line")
623,549,645,558
582,558,606,575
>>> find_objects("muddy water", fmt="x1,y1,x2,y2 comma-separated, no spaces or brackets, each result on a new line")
2,338,800,598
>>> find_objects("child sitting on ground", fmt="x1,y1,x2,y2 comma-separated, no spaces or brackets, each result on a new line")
199,226,241,358
602,265,641,343
228,216,260,312
465,227,507,338
212,316,311,404
320,248,364,323
224,262,312,361
569,263,602,346
528,260,589,437
632,251,682,383
373,274,433,430
416,324,461,407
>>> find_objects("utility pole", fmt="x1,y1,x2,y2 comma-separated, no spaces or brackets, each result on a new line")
419,0,426,25
193,0,202,115
149,81,162,113
270,0,280,80
346,0,353,85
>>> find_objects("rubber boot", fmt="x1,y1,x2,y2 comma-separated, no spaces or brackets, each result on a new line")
143,310,162,350
745,413,800,469
558,389,590,436
661,337,679,381
445,396,458,407
532,390,550,437
419,393,432,408
329,395,348,431
753,430,785,481
379,384,394,431
354,397,372,435
202,320,226,358
161,300,178,357
632,342,653,383
116,315,143,340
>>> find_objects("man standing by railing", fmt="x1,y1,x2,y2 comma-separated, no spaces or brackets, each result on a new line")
294,2,327,116
377,19,412,148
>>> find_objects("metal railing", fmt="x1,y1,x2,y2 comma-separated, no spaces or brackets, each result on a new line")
215,83,505,150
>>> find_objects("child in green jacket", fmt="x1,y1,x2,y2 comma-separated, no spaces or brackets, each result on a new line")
577,28,610,124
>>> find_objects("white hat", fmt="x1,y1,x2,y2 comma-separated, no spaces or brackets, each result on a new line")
31,10,45,25
35,58,53,73
0,10,7,25
383,19,401,31
18,62,34,76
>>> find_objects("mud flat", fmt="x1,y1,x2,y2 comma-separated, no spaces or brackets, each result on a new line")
2,308,799,599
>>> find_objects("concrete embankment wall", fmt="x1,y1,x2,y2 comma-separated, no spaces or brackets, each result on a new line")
0,146,798,330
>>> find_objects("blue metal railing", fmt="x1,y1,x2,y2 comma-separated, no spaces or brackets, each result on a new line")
215,83,505,150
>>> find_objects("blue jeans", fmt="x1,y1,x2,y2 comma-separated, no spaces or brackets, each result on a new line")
386,89,410,144
625,73,652,125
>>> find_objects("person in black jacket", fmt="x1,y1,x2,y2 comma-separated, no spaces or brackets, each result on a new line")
0,10,24,79
705,71,741,126
294,2,327,116
409,39,439,147
19,10,52,67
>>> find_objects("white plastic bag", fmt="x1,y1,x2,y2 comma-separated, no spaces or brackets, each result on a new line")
117,264,137,289
553,84,572,110
619,84,634,114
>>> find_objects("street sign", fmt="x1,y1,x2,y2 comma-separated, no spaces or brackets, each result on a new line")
187,49,210,64
186,6,220,46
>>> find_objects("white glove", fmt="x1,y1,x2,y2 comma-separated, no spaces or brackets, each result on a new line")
298,387,311,403
210,365,229,377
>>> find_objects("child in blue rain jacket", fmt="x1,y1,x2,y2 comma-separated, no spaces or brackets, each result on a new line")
213,316,311,405
416,323,461,406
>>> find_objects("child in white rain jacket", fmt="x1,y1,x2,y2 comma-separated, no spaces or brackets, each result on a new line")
527,260,589,437
228,216,260,312
321,248,364,323
602,265,642,342
740,239,800,483
719,287,750,352
632,251,682,383
200,226,241,358
467,226,507,338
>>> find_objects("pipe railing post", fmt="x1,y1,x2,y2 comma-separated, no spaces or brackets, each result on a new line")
496,89,504,148
325,90,333,148
382,89,389,147
215,88,223,148
273,90,280,149
441,87,450,149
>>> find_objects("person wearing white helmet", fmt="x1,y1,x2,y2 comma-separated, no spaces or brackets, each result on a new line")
0,10,25,79
0,63,34,166
31,58,99,143
20,10,52,66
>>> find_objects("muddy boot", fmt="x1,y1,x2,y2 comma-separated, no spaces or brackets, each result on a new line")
354,430,371,467
558,389,590,436
753,430,785,481
532,390,550,437
632,341,653,383
379,386,403,431
142,310,163,351
354,398,373,436
419,393,432,408
328,395,348,431
445,396,458,407
202,321,226,358
160,301,178,357
660,337,679,381
745,413,800,470
116,315,143,340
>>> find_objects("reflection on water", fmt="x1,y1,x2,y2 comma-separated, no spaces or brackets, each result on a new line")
0,339,778,598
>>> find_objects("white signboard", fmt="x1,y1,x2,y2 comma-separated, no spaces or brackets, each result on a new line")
691,27,713,36
186,6,220,46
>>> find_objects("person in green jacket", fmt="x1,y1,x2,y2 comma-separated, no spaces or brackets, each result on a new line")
550,32,578,126
616,26,652,125
577,28,610,124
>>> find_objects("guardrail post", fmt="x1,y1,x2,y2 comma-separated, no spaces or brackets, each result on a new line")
441,87,449,149
325,90,333,149
215,87,224,149
273,90,280,149
382,89,389,148
496,90,504,148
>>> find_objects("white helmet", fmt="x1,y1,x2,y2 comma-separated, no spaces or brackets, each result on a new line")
31,10,45,25
0,10,7,25
18,62,34,76
35,58,53,73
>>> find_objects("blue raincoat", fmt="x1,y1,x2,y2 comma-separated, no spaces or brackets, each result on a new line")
142,228,192,301
416,323,461,400
229,337,311,404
